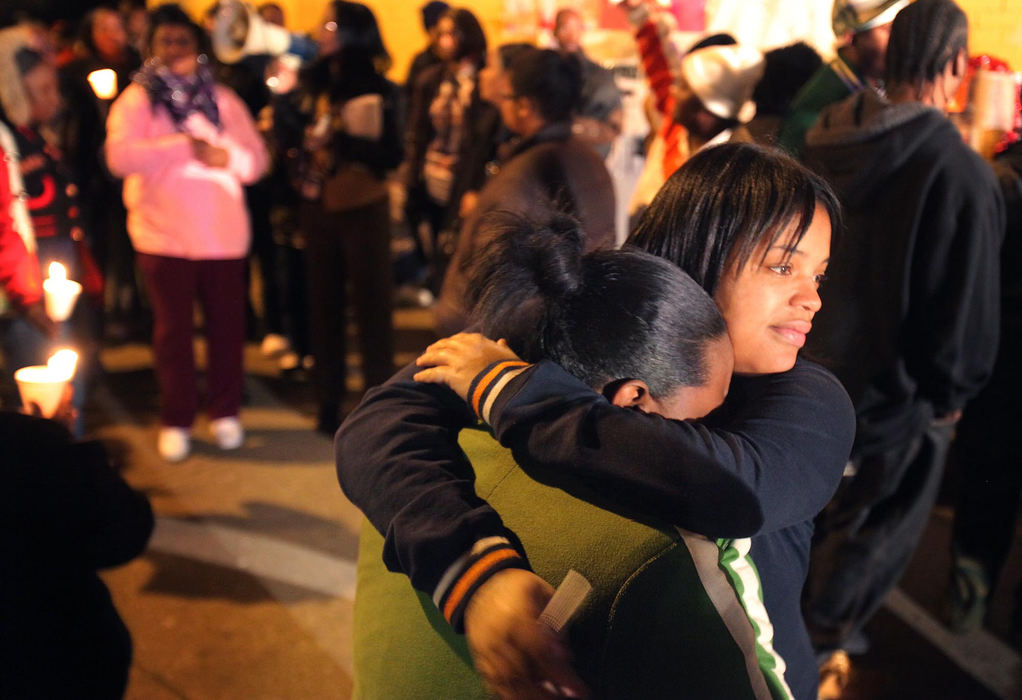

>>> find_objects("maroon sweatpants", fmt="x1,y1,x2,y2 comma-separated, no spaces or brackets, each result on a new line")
137,253,246,428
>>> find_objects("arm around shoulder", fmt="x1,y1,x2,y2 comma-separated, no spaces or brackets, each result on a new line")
335,361,517,598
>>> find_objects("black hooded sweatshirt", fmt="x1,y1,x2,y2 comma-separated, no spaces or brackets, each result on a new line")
803,90,1004,457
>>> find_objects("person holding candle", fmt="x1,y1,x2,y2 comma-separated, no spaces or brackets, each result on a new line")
105,4,268,461
60,6,143,343
0,25,102,435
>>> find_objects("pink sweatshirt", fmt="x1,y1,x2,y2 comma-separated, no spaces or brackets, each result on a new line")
105,82,268,260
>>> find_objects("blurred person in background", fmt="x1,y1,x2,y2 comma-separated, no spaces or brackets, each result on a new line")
947,127,1022,644
433,46,616,337
105,3,268,461
60,5,144,344
777,0,908,156
402,6,498,293
619,0,763,214
801,1,1004,693
403,1,449,110
0,24,102,437
551,7,622,159
270,1,402,435
746,42,823,145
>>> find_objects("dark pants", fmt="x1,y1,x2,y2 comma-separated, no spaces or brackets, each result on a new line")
952,389,1022,588
804,419,954,653
136,253,246,427
302,198,394,420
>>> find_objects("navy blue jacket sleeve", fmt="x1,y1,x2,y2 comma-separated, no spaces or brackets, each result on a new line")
335,362,514,596
335,360,770,594
488,359,855,535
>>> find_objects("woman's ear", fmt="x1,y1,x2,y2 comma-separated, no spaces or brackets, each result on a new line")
608,379,656,411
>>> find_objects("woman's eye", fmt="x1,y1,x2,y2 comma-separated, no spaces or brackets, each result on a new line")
768,264,792,275
814,273,828,286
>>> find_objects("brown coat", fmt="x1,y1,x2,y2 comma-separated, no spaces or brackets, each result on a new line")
434,123,616,336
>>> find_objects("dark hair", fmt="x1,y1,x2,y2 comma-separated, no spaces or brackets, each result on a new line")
753,42,822,116
885,0,968,86
686,32,737,54
630,142,840,296
471,213,728,397
146,3,204,54
306,2,389,98
445,7,486,65
420,1,449,31
507,47,581,124
78,5,124,56
495,41,531,71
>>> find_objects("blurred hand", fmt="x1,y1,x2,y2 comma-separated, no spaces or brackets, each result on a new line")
23,383,77,432
465,569,589,699
190,137,229,168
414,333,523,401
23,301,57,339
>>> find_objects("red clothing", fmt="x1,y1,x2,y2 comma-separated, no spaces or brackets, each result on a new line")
0,141,42,309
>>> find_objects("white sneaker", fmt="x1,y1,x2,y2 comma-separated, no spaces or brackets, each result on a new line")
260,333,290,358
158,427,191,462
210,416,244,450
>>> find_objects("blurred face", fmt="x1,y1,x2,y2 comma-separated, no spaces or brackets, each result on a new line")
554,12,582,53
23,62,62,124
91,9,128,59
435,16,459,62
316,5,340,56
496,73,524,134
151,23,199,75
713,205,831,375
851,22,893,81
650,335,734,420
258,5,285,27
478,47,504,104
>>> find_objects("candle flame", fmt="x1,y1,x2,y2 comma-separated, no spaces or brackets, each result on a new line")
46,348,79,381
48,262,67,282
87,68,118,100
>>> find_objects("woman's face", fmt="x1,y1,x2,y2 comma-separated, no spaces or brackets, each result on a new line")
435,17,460,62
151,23,199,75
316,6,340,56
91,9,128,60
24,62,62,124
713,205,831,375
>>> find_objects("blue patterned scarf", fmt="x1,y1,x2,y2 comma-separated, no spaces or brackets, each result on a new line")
133,57,220,131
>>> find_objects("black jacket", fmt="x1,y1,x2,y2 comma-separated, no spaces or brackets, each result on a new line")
804,91,1004,456
2,413,154,698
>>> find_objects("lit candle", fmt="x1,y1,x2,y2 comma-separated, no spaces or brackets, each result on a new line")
43,262,82,322
13,348,79,418
87,68,118,100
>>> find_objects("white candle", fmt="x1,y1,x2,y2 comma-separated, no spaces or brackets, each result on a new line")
13,348,79,418
87,68,118,100
42,262,82,322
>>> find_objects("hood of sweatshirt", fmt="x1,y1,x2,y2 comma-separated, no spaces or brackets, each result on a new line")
804,89,955,209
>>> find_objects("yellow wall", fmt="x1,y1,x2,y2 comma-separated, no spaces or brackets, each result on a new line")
957,0,1022,70
172,0,507,82
168,0,1022,77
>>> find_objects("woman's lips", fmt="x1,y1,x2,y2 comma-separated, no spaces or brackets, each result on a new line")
772,321,812,348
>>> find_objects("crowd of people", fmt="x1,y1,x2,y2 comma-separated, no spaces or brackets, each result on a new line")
0,0,1019,698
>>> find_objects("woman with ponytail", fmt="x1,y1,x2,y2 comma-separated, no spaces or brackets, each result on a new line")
353,212,750,698
338,143,855,699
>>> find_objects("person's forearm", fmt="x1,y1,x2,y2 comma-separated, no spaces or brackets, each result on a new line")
336,362,521,603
